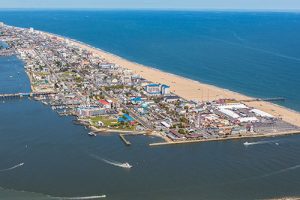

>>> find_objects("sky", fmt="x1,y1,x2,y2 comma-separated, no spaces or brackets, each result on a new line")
0,0,300,10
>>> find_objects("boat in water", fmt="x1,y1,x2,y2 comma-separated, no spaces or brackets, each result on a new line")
90,154,133,169
88,132,97,137
243,140,278,146
119,162,132,169
243,142,250,146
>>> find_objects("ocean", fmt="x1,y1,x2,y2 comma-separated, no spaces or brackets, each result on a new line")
0,11,300,199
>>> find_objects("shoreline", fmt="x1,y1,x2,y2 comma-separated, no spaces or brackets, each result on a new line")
40,30,300,127
4,25,300,143
149,130,300,146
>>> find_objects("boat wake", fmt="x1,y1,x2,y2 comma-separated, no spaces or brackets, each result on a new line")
243,140,279,146
90,154,132,169
51,195,106,199
0,185,106,200
262,164,300,178
229,164,300,185
0,162,24,172
101,159,132,169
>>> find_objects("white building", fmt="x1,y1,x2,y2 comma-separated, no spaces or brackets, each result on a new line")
145,83,170,96
77,107,106,117
145,83,161,95
218,103,248,110
238,117,259,123
161,121,171,128
219,108,240,119
250,109,274,118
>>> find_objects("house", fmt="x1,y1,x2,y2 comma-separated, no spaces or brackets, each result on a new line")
131,97,143,105
122,75,132,84
98,99,111,109
164,95,180,103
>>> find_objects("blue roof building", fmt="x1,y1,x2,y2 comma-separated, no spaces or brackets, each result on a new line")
145,83,170,95
118,114,135,123
131,97,143,104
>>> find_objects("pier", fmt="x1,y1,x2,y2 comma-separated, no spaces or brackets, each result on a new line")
0,49,16,56
242,97,286,102
119,134,131,146
0,92,56,99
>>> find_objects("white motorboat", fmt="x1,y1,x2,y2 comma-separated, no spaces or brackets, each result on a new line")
88,132,97,137
243,142,250,146
120,162,132,169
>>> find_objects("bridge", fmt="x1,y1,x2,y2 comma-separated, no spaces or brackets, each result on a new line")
0,92,57,99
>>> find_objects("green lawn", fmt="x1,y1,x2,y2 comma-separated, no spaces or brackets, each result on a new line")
89,115,136,131
89,116,118,127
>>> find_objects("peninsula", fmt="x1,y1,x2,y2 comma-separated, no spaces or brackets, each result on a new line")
1,23,300,145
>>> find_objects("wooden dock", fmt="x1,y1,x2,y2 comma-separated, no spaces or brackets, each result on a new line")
119,134,131,146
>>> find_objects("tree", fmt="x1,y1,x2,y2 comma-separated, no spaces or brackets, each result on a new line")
178,129,186,135
180,117,188,124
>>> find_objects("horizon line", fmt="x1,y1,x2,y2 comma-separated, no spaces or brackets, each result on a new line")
0,8,300,13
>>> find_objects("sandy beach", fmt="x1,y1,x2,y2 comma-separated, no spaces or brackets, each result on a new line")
43,31,300,127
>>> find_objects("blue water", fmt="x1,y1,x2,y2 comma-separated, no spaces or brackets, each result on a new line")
0,10,299,111
0,56,29,93
1,11,300,200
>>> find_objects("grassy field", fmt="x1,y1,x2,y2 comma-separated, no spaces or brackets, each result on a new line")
89,115,136,131
89,116,118,127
